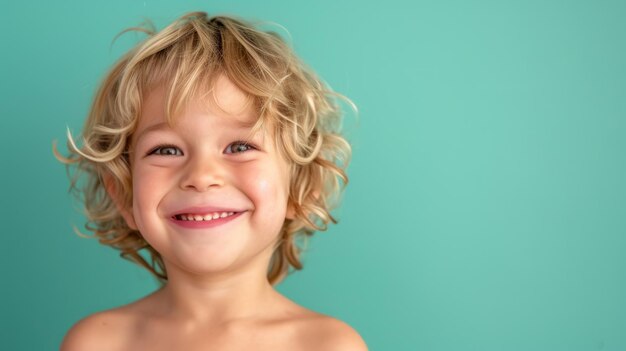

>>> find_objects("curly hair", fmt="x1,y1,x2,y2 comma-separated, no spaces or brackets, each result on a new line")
55,12,352,285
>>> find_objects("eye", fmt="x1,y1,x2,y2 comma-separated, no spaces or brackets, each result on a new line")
224,140,255,154
147,145,183,156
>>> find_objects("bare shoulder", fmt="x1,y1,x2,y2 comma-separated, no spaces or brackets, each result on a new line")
270,294,367,350
60,288,162,350
294,313,368,351
60,307,136,351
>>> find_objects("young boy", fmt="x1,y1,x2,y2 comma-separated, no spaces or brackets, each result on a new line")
58,11,366,351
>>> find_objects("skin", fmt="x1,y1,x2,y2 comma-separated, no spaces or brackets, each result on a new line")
60,75,367,351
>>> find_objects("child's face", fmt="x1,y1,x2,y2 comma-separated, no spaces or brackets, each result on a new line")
123,75,291,278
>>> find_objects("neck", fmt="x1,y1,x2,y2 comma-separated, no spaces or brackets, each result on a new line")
153,256,281,324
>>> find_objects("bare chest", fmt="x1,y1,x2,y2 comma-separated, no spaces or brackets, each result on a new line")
119,319,303,351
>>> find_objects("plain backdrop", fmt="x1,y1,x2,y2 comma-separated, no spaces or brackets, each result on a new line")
1,1,626,350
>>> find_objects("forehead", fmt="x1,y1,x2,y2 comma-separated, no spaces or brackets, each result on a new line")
138,75,260,132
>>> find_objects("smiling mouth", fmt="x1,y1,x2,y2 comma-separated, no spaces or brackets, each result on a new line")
173,212,238,222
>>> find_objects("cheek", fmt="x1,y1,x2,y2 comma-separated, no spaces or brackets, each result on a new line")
132,169,151,204
131,172,150,229
240,164,290,214
248,177,282,206
130,167,172,224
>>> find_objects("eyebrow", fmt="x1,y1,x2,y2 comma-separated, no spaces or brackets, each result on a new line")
227,116,258,129
135,122,169,143
134,118,260,144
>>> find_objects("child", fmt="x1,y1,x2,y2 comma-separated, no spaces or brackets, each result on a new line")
57,11,366,350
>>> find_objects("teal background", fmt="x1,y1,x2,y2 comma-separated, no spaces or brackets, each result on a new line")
2,0,625,350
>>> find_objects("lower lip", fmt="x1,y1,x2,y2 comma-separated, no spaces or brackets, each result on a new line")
169,212,244,229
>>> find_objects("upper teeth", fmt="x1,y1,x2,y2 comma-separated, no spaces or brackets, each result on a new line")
177,212,235,221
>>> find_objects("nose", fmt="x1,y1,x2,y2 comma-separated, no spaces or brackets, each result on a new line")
179,155,226,192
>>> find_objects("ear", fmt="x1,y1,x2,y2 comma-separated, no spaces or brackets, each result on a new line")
103,174,138,230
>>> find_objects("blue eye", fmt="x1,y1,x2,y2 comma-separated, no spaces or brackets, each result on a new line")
225,141,255,154
148,145,183,156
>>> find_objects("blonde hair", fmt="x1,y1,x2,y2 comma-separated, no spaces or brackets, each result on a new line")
56,12,352,285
